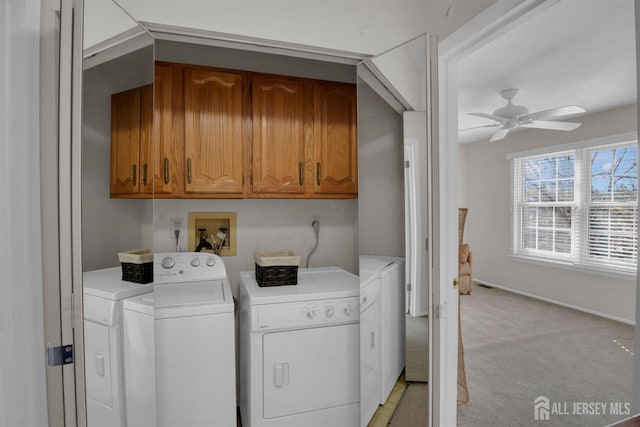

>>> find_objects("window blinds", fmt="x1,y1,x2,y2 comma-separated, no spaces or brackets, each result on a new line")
581,145,638,272
511,142,638,276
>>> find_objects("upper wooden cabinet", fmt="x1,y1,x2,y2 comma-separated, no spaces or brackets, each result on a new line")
313,81,358,196
183,66,245,196
110,86,149,196
110,62,357,199
250,74,306,195
110,65,178,198
150,64,181,195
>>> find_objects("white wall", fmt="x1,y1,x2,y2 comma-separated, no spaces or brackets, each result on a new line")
110,0,497,56
461,103,638,322
149,199,357,294
458,138,468,207
370,35,425,110
357,80,405,257
0,0,48,425
83,0,138,50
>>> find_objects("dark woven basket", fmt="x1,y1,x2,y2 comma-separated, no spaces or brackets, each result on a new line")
121,262,153,284
255,264,298,287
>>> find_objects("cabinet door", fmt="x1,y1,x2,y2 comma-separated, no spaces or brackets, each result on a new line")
251,74,305,194
141,64,180,195
138,84,153,194
110,88,141,196
183,67,244,195
313,82,358,195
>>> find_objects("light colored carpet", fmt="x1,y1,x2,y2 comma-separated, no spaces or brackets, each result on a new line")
457,284,634,427
387,284,634,426
405,314,429,382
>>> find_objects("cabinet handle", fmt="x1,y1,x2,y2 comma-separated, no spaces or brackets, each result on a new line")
187,158,192,184
298,162,303,185
316,162,321,186
141,163,147,186
370,331,375,348
131,165,137,186
163,157,169,184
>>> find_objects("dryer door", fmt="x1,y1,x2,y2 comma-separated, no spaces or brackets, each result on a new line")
262,323,359,419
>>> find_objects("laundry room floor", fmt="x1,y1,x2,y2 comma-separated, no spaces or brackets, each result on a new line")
368,373,410,426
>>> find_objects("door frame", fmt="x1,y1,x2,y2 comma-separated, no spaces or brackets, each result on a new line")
49,0,87,425
436,0,561,424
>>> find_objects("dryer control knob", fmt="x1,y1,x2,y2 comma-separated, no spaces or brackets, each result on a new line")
161,256,175,269
324,306,334,318
191,257,201,267
206,257,216,267
343,305,352,316
305,309,316,320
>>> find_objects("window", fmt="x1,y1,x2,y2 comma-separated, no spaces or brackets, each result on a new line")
511,136,638,276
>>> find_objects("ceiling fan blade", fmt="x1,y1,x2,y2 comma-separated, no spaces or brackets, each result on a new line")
520,120,581,131
489,128,510,142
468,112,506,123
459,124,501,132
522,105,585,122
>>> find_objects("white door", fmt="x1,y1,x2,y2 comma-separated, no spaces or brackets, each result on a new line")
404,111,430,317
262,324,360,418
430,32,459,427
357,34,453,427
41,0,87,426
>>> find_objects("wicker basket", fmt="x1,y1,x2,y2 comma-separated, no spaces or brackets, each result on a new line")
117,248,153,284
254,250,300,287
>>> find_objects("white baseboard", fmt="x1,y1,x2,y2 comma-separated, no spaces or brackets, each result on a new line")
473,279,635,326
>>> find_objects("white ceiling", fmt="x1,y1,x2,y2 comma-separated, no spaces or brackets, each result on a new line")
457,0,636,144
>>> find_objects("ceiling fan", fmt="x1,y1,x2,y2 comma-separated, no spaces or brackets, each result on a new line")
463,88,586,142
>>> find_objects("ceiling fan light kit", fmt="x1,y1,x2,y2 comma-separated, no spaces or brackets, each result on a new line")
464,88,586,142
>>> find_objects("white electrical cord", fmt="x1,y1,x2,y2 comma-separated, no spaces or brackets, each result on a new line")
305,220,320,268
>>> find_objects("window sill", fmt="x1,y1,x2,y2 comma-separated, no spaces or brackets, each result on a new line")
509,253,636,281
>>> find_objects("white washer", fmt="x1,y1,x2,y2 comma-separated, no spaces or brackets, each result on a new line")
238,267,360,427
154,252,236,427
83,267,153,427
122,293,156,427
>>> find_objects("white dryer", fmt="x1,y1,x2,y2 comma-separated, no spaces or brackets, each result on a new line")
82,267,153,427
239,267,360,427
360,255,406,404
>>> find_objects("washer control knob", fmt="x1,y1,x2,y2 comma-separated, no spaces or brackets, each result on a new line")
161,256,175,269
343,305,352,316
191,257,201,267
306,309,316,320
324,306,334,318
206,257,216,267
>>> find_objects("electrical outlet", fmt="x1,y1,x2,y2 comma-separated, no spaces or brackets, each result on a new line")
170,218,183,239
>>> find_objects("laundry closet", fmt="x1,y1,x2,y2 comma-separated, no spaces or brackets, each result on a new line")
81,17,411,425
